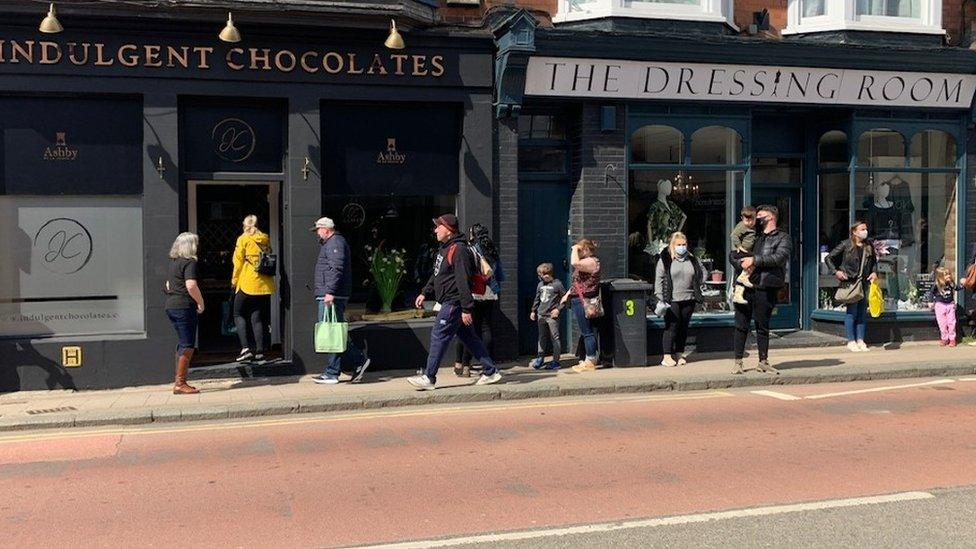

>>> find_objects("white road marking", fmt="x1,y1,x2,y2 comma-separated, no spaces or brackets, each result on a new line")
957,377,976,382
362,492,935,549
804,379,956,400
751,390,802,401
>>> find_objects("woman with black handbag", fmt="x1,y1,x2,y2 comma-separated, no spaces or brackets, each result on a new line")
231,215,276,362
825,221,878,353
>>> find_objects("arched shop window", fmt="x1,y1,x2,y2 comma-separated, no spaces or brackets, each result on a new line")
910,130,956,168
857,128,905,167
817,126,959,313
631,125,683,164
691,126,742,165
818,130,848,169
628,122,745,317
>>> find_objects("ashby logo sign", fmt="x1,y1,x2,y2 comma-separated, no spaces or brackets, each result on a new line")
377,138,406,165
43,132,79,161
524,56,976,109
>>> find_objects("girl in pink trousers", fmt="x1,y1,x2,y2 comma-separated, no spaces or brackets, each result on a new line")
928,267,958,346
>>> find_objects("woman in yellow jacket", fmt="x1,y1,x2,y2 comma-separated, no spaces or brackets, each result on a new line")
231,215,276,362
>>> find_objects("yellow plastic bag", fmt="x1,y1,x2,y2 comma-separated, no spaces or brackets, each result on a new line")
868,281,884,318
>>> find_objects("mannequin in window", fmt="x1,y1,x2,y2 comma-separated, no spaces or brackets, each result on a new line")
866,181,905,306
645,178,687,256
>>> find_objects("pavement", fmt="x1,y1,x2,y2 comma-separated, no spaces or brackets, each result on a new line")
1,340,974,432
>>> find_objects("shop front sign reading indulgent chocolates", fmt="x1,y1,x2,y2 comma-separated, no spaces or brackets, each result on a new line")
0,35,459,84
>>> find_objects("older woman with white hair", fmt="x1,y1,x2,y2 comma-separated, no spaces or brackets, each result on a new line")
164,232,205,394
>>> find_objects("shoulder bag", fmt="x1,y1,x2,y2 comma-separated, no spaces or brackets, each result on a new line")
963,263,976,292
834,246,868,305
575,284,604,319
255,243,277,276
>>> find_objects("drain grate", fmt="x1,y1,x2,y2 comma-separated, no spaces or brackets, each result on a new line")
25,406,78,415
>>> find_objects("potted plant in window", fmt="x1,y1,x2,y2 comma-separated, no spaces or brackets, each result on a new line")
365,244,407,315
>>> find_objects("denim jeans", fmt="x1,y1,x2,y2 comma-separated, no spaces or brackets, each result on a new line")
424,301,496,384
318,298,366,378
166,307,198,353
570,297,599,361
844,298,868,342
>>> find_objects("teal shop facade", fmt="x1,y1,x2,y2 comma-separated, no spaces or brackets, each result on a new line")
493,11,976,355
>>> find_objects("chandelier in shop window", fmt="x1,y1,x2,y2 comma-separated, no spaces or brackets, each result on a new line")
673,172,699,200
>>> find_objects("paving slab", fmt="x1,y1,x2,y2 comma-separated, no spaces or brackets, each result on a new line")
0,341,975,432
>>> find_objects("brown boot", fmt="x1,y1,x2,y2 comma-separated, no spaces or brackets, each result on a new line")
173,349,200,395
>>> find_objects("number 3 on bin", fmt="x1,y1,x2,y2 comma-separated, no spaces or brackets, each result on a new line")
625,299,635,316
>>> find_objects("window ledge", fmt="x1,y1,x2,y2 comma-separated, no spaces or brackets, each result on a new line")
811,309,935,322
553,7,735,27
646,313,735,328
783,21,945,36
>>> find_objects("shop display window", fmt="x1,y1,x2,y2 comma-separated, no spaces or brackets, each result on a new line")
629,123,745,316
321,195,456,321
0,196,145,337
817,128,959,312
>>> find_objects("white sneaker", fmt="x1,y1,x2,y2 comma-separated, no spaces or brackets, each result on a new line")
856,341,869,352
847,341,861,353
661,355,677,367
475,372,502,386
236,348,254,362
676,356,688,366
407,374,435,391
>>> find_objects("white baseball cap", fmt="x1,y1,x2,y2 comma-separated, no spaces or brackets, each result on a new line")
309,217,335,231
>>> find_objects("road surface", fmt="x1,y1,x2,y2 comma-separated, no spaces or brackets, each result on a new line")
2,376,975,548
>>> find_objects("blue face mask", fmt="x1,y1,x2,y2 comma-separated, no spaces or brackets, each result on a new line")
675,245,688,256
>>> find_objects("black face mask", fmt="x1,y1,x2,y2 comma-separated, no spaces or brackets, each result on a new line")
755,217,768,231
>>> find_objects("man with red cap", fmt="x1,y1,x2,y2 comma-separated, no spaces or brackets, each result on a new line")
407,213,502,390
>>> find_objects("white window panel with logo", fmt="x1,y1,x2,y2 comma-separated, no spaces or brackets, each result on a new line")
0,196,145,338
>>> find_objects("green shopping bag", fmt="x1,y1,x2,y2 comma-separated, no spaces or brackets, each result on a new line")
314,304,348,353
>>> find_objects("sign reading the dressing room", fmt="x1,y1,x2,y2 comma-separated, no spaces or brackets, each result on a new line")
524,56,976,109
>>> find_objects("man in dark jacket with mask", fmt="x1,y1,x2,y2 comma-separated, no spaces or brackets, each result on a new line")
407,214,501,390
732,204,791,375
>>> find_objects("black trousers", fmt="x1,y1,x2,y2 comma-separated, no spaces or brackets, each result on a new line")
456,300,497,366
662,300,695,355
233,291,270,353
733,287,779,361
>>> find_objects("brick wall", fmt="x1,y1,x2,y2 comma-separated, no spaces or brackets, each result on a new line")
438,0,556,24
495,117,521,361
732,0,787,35
570,104,628,279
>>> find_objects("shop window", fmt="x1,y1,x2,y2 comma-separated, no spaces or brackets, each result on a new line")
554,0,734,26
628,169,743,316
321,195,456,320
785,0,943,36
818,126,958,313
819,130,849,169
631,125,683,164
910,130,956,168
857,129,905,168
0,196,145,337
518,115,566,140
691,126,742,165
519,149,568,173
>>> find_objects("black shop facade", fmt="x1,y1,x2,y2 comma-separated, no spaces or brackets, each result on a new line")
0,12,498,391
494,14,976,357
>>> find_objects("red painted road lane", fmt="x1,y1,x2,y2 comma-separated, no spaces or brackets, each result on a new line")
2,381,976,548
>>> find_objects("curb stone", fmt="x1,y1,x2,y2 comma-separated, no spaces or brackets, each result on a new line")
0,363,975,433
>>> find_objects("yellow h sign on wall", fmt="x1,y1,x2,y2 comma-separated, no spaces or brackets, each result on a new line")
61,346,82,368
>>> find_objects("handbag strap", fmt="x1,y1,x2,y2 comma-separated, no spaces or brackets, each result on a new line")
855,244,869,280
322,303,338,323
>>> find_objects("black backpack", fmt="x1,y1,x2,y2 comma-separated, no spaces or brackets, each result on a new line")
255,244,277,276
